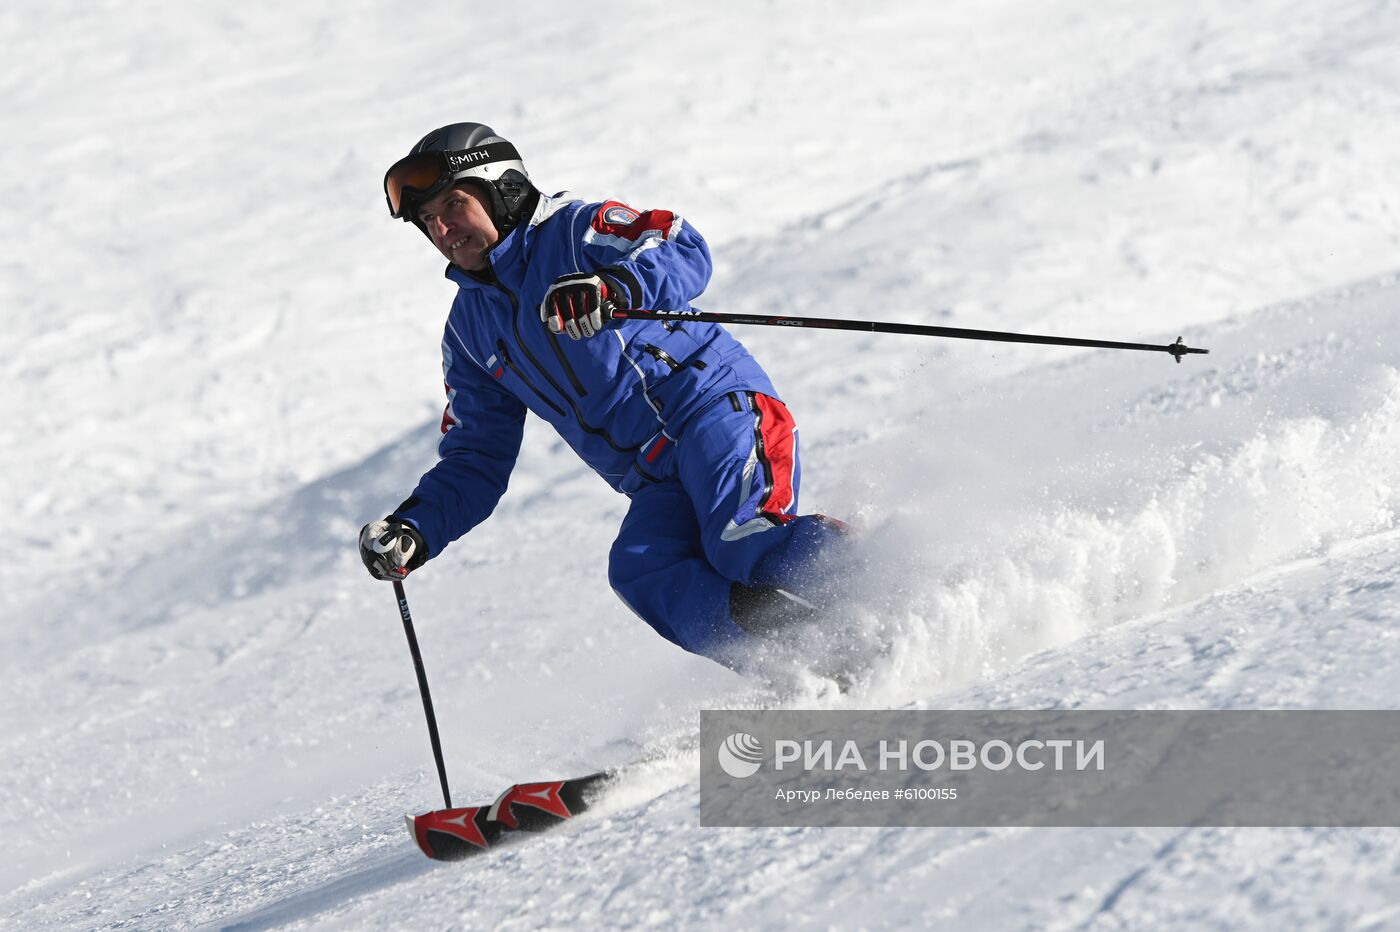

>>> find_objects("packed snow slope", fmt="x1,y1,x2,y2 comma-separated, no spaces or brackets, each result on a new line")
4,1,1400,928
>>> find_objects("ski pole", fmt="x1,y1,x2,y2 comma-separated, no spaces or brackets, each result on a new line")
393,580,452,809
609,308,1209,362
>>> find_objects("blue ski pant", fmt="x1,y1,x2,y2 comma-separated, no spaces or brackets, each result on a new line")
608,391,838,662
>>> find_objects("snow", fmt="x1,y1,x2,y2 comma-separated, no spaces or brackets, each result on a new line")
4,1,1400,928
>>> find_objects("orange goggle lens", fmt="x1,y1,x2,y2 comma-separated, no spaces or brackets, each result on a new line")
383,152,452,219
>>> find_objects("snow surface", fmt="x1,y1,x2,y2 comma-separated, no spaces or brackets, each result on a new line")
4,1,1400,928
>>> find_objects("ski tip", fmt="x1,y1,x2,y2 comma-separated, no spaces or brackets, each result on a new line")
407,806,503,861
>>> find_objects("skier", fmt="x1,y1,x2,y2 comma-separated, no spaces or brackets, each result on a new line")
359,122,846,668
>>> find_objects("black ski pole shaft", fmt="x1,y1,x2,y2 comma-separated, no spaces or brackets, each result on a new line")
393,580,452,809
610,308,1209,362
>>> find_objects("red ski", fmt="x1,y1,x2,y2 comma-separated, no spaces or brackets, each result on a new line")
408,771,613,861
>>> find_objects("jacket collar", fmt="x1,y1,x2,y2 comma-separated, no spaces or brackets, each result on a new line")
444,190,576,290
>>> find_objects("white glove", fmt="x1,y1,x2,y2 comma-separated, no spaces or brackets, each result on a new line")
358,517,426,580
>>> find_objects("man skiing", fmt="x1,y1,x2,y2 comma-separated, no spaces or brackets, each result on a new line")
359,122,845,668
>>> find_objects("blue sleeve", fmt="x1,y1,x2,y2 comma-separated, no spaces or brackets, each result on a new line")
570,200,712,311
393,324,526,560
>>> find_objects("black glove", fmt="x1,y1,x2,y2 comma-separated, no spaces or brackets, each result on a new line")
358,516,427,580
540,272,620,340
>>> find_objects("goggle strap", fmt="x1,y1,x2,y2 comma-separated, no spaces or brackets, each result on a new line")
438,141,521,173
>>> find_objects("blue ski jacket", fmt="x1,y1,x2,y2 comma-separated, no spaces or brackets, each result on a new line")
396,191,779,559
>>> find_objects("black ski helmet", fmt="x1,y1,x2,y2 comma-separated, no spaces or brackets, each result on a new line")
383,122,534,236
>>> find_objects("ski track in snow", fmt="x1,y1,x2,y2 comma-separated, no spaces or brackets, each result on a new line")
4,1,1400,928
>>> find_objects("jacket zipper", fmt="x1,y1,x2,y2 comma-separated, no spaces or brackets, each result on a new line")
546,331,588,396
642,343,707,372
496,340,565,417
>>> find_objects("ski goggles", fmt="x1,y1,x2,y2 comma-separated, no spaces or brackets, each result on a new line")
382,141,521,219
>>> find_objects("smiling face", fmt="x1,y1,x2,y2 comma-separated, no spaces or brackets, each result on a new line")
417,183,499,270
